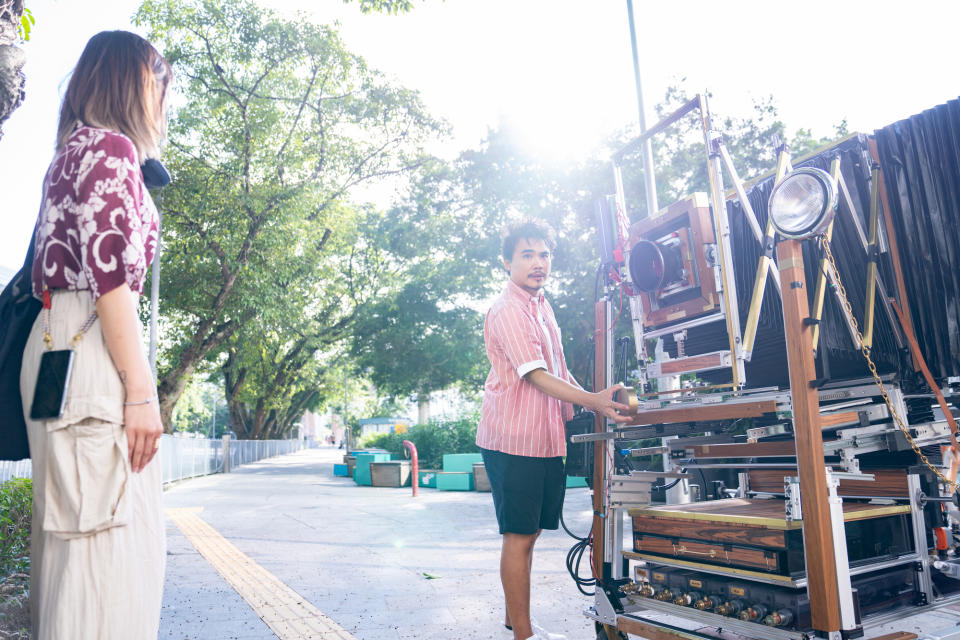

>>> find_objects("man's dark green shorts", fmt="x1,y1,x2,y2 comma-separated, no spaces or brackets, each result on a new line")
480,447,566,535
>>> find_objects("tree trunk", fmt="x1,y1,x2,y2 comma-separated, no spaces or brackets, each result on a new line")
159,363,193,433
417,392,430,425
0,0,26,141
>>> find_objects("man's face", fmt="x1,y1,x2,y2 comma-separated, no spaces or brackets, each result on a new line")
504,237,551,295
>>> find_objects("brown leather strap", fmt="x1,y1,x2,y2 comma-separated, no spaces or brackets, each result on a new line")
891,299,960,482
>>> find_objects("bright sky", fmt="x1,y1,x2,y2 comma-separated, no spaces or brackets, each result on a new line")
1,0,958,270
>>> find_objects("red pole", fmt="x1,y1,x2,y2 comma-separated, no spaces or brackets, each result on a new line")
402,440,418,497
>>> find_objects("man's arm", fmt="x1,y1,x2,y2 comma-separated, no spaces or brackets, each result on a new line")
525,368,631,423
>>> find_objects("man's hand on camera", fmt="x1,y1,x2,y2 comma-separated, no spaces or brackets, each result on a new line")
592,383,633,423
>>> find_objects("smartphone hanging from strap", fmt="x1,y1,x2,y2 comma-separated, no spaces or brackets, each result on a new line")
29,286,98,421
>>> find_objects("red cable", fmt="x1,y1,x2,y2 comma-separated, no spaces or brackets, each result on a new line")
607,283,624,332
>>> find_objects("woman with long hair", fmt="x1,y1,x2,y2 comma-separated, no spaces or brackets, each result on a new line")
19,30,171,639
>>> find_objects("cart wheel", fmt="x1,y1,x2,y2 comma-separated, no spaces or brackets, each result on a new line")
594,622,627,640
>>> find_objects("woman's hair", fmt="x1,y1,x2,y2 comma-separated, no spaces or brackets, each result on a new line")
56,31,171,160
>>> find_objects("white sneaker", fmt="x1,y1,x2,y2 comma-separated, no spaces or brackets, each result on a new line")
531,620,567,640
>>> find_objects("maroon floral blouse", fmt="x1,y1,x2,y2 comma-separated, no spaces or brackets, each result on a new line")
31,126,159,301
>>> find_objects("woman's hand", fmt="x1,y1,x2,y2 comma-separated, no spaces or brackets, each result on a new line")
124,400,163,473
95,284,164,473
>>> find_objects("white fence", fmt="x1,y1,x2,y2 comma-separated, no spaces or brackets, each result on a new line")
0,435,310,485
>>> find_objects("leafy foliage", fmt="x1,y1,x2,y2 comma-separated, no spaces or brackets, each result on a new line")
170,377,229,436
361,413,479,468
0,478,31,579
16,7,32,42
343,0,419,14
137,0,443,437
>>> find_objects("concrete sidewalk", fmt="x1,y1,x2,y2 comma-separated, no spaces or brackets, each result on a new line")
160,446,599,640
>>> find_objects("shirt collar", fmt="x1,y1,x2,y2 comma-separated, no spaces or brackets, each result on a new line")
505,279,545,306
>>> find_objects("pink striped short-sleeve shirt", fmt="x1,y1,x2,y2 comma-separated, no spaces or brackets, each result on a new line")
477,280,574,458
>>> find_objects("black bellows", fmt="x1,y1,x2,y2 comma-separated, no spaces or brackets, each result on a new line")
874,98,960,381
663,97,960,389
661,135,906,388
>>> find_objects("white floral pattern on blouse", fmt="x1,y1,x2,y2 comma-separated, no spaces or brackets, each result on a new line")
31,126,159,300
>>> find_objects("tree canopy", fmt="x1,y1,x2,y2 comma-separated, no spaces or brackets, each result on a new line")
137,0,443,434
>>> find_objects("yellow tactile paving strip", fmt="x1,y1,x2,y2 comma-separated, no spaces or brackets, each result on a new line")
166,507,356,640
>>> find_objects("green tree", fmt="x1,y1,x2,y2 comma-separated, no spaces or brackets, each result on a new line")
347,159,491,422
169,376,230,436
136,0,443,433
350,281,485,423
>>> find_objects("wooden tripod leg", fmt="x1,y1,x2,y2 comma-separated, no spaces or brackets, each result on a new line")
777,239,841,633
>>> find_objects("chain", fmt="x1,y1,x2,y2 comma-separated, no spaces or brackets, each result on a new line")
42,302,98,350
819,237,958,490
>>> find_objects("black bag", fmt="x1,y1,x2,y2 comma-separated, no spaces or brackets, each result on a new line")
0,239,40,461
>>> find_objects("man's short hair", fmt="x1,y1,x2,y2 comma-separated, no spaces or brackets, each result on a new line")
501,219,557,261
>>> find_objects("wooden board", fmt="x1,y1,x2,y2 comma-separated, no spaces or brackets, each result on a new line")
658,352,726,376
628,498,910,530
634,535,781,572
686,440,798,458
778,239,839,632
624,400,778,427
820,411,860,428
748,468,910,497
631,513,787,548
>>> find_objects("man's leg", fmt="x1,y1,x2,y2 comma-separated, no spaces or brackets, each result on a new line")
501,531,540,640
504,530,539,629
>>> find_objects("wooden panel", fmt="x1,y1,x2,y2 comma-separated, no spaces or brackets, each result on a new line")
624,400,778,427
632,514,787,548
659,352,725,375
820,411,860,428
687,440,797,458
748,468,910,497
635,535,780,572
870,634,918,640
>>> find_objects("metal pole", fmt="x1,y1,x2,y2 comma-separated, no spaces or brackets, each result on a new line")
149,210,161,379
343,364,349,451
625,0,659,216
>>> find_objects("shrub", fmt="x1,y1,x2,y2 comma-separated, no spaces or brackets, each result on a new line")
361,413,479,469
0,477,32,580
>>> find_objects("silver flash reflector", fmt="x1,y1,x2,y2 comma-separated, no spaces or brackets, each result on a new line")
767,167,838,239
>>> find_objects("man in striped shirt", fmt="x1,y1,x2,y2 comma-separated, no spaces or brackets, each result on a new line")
477,220,631,640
